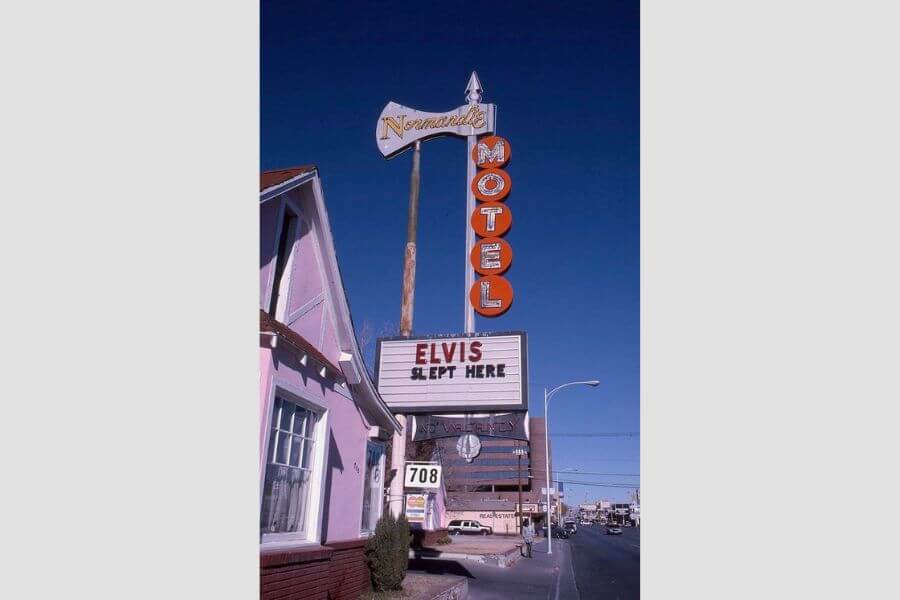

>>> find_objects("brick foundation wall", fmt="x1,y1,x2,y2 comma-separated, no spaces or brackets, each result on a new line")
260,539,371,600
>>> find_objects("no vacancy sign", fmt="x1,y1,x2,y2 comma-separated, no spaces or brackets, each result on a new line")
374,331,528,413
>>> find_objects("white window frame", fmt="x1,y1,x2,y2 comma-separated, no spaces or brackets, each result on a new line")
265,193,308,323
359,440,386,536
272,206,300,323
260,383,330,549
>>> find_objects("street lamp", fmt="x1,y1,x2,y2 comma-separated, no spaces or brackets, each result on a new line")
513,444,527,534
544,380,600,555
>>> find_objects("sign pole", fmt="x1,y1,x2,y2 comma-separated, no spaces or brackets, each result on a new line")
545,387,553,554
390,140,421,517
400,140,421,338
464,72,482,334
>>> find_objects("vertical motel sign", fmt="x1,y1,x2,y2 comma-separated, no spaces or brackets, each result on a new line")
376,72,514,331
470,135,513,317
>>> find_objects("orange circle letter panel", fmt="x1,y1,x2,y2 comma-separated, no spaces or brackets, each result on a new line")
472,135,512,168
471,202,512,238
469,275,514,317
470,237,513,275
471,168,511,202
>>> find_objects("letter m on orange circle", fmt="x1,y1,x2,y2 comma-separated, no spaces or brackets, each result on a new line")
472,135,511,168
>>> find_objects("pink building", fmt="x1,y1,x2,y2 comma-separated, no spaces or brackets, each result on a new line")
259,167,401,599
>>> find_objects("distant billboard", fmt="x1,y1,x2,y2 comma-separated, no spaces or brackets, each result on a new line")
375,332,528,413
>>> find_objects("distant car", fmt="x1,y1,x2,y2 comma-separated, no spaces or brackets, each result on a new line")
606,524,623,535
564,521,578,535
448,519,493,536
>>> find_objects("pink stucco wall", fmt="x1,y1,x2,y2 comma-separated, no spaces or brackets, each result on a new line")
260,187,386,544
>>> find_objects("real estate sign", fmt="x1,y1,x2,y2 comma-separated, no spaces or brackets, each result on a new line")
375,331,528,413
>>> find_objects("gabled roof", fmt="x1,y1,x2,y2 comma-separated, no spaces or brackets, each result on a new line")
260,168,401,433
260,165,317,193
259,309,341,377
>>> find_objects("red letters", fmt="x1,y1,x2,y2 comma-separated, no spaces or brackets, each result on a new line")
415,343,427,364
469,341,483,362
442,342,456,363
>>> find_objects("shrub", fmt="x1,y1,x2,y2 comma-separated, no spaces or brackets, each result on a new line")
435,535,452,545
365,513,411,592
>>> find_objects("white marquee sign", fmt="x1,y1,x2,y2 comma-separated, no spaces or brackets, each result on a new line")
374,332,528,413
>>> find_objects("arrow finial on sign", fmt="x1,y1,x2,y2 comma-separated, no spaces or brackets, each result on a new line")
465,71,483,104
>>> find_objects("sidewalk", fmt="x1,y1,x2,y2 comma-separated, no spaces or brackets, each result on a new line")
408,538,580,600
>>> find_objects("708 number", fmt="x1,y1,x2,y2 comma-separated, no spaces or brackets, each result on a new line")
408,467,439,484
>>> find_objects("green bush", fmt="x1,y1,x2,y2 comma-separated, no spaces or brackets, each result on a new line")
364,513,411,592
435,535,452,545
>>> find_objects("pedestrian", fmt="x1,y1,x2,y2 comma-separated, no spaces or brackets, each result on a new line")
522,518,535,558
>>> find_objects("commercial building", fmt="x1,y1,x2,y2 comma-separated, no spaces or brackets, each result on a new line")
437,416,552,533
259,167,401,600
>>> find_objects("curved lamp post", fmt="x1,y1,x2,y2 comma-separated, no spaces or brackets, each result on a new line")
545,380,600,555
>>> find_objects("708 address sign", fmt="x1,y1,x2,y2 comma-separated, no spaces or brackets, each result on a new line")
404,464,442,489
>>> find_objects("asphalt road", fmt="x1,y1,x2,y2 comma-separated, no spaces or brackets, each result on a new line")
569,524,640,599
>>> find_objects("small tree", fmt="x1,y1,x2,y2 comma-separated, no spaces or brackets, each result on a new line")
365,513,411,592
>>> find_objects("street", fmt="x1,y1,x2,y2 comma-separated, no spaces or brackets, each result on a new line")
407,526,640,599
570,525,640,599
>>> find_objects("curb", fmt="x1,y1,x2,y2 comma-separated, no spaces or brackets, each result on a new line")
409,544,523,568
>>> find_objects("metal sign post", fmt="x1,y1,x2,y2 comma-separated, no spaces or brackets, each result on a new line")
464,72,481,334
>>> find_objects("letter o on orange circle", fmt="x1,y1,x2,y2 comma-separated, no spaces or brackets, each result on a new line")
471,202,512,238
471,168,511,202
471,237,513,275
472,135,512,168
469,275,514,317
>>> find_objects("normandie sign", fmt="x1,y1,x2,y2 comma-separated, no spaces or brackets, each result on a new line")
375,101,497,158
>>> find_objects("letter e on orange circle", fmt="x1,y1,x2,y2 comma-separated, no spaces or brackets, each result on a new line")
471,237,513,275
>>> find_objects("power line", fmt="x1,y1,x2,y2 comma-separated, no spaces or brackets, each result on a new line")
555,479,638,488
554,470,640,476
550,432,639,437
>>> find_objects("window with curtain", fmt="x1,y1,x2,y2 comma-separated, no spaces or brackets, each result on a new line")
360,441,385,533
260,396,319,539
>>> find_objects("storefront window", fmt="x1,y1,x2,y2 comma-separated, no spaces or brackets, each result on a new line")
261,396,318,538
360,441,385,533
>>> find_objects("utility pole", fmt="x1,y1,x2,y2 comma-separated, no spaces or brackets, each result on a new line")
389,140,421,517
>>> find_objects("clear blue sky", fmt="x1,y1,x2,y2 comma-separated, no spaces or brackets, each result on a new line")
262,1,639,504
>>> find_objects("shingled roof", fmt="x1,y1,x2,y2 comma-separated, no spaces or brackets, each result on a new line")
260,166,316,193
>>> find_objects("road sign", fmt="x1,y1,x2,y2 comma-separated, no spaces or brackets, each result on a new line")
404,463,442,489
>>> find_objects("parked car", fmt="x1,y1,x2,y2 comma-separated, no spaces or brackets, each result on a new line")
606,524,623,535
447,519,493,536
564,521,578,535
543,524,569,539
